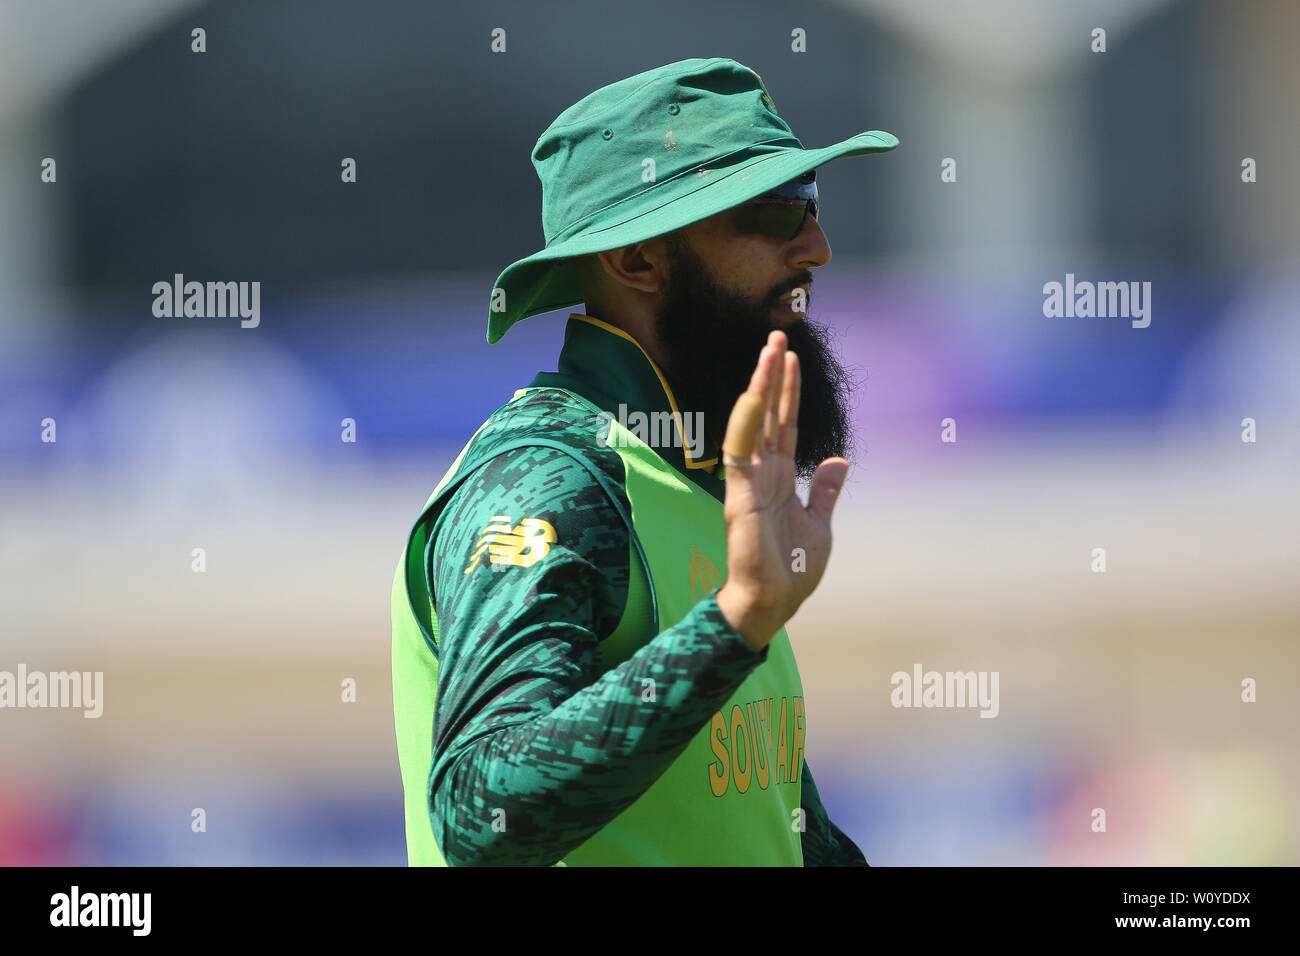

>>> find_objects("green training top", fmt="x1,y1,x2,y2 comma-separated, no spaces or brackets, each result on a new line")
391,313,867,866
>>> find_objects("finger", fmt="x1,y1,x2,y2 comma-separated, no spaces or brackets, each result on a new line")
777,350,799,458
723,391,766,462
741,340,775,457
806,457,849,523
745,344,764,393
764,330,786,451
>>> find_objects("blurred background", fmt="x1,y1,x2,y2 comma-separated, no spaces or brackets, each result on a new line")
1,0,1296,865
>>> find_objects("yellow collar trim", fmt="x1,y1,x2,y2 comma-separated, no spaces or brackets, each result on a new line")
570,313,719,472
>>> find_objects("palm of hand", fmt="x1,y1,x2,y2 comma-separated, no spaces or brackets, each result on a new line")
717,330,848,636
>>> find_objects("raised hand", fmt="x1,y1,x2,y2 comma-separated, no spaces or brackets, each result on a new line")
715,329,850,652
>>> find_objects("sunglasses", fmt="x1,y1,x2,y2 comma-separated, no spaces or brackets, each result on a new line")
729,173,819,241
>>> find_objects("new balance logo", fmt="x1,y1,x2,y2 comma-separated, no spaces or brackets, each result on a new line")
464,516,558,573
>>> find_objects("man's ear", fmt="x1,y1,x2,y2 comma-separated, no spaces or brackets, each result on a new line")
592,244,668,296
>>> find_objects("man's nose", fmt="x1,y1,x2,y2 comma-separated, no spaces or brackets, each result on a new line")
789,214,831,268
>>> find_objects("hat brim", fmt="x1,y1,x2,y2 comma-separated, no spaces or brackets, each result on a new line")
487,129,898,344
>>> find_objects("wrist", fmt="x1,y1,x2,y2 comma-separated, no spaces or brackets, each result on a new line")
715,584,784,652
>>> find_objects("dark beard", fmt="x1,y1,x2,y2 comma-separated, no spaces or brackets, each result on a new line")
654,235,855,479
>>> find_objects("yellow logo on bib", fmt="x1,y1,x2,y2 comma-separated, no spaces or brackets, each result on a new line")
688,545,722,600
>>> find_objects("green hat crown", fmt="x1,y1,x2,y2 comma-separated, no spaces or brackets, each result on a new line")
535,58,800,247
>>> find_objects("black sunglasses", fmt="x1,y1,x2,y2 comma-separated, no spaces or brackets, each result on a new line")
730,173,819,241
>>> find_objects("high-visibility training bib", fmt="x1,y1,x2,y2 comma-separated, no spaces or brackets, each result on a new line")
390,386,806,865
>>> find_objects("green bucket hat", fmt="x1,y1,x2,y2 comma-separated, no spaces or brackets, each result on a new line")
487,56,898,344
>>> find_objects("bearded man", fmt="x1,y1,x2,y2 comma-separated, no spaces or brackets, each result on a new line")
391,57,897,866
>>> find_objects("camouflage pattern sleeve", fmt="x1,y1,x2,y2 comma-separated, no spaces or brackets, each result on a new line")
425,443,768,867
797,759,869,866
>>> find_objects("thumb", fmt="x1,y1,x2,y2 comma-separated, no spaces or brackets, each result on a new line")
806,457,849,523
722,390,766,462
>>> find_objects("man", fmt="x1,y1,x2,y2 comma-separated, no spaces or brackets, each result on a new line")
391,57,897,866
